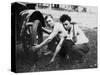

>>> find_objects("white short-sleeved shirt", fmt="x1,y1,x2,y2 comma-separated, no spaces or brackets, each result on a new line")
53,22,70,39
69,25,89,44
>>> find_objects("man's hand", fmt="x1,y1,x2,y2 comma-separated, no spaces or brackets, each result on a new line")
49,58,54,63
31,45,40,52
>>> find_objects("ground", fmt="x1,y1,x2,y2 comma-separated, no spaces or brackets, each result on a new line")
15,8,97,73
16,27,97,73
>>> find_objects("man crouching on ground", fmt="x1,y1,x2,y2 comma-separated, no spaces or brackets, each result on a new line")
58,14,89,63
32,14,71,63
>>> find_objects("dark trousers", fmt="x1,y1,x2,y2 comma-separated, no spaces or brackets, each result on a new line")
59,39,74,58
70,43,89,61
47,37,59,51
59,39,89,61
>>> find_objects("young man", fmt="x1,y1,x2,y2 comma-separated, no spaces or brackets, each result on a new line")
59,14,89,62
32,14,71,62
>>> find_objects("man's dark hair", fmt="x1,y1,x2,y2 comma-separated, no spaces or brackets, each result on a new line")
44,14,53,20
60,14,71,23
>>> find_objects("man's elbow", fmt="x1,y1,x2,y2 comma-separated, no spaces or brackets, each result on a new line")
47,38,52,43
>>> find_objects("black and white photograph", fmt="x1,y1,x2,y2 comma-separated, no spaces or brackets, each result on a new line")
11,2,98,73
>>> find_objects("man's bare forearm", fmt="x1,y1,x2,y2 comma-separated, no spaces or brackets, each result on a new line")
39,38,52,48
52,45,61,60
39,32,58,48
50,38,64,62
42,27,52,34
38,25,58,48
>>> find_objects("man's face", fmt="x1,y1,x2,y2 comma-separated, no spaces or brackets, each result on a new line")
63,20,71,30
46,16,54,27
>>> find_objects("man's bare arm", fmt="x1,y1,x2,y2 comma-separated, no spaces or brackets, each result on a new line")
50,38,64,63
32,23,60,52
42,27,52,34
39,28,58,48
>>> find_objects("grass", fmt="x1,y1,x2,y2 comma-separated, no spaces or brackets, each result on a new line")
15,27,97,73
